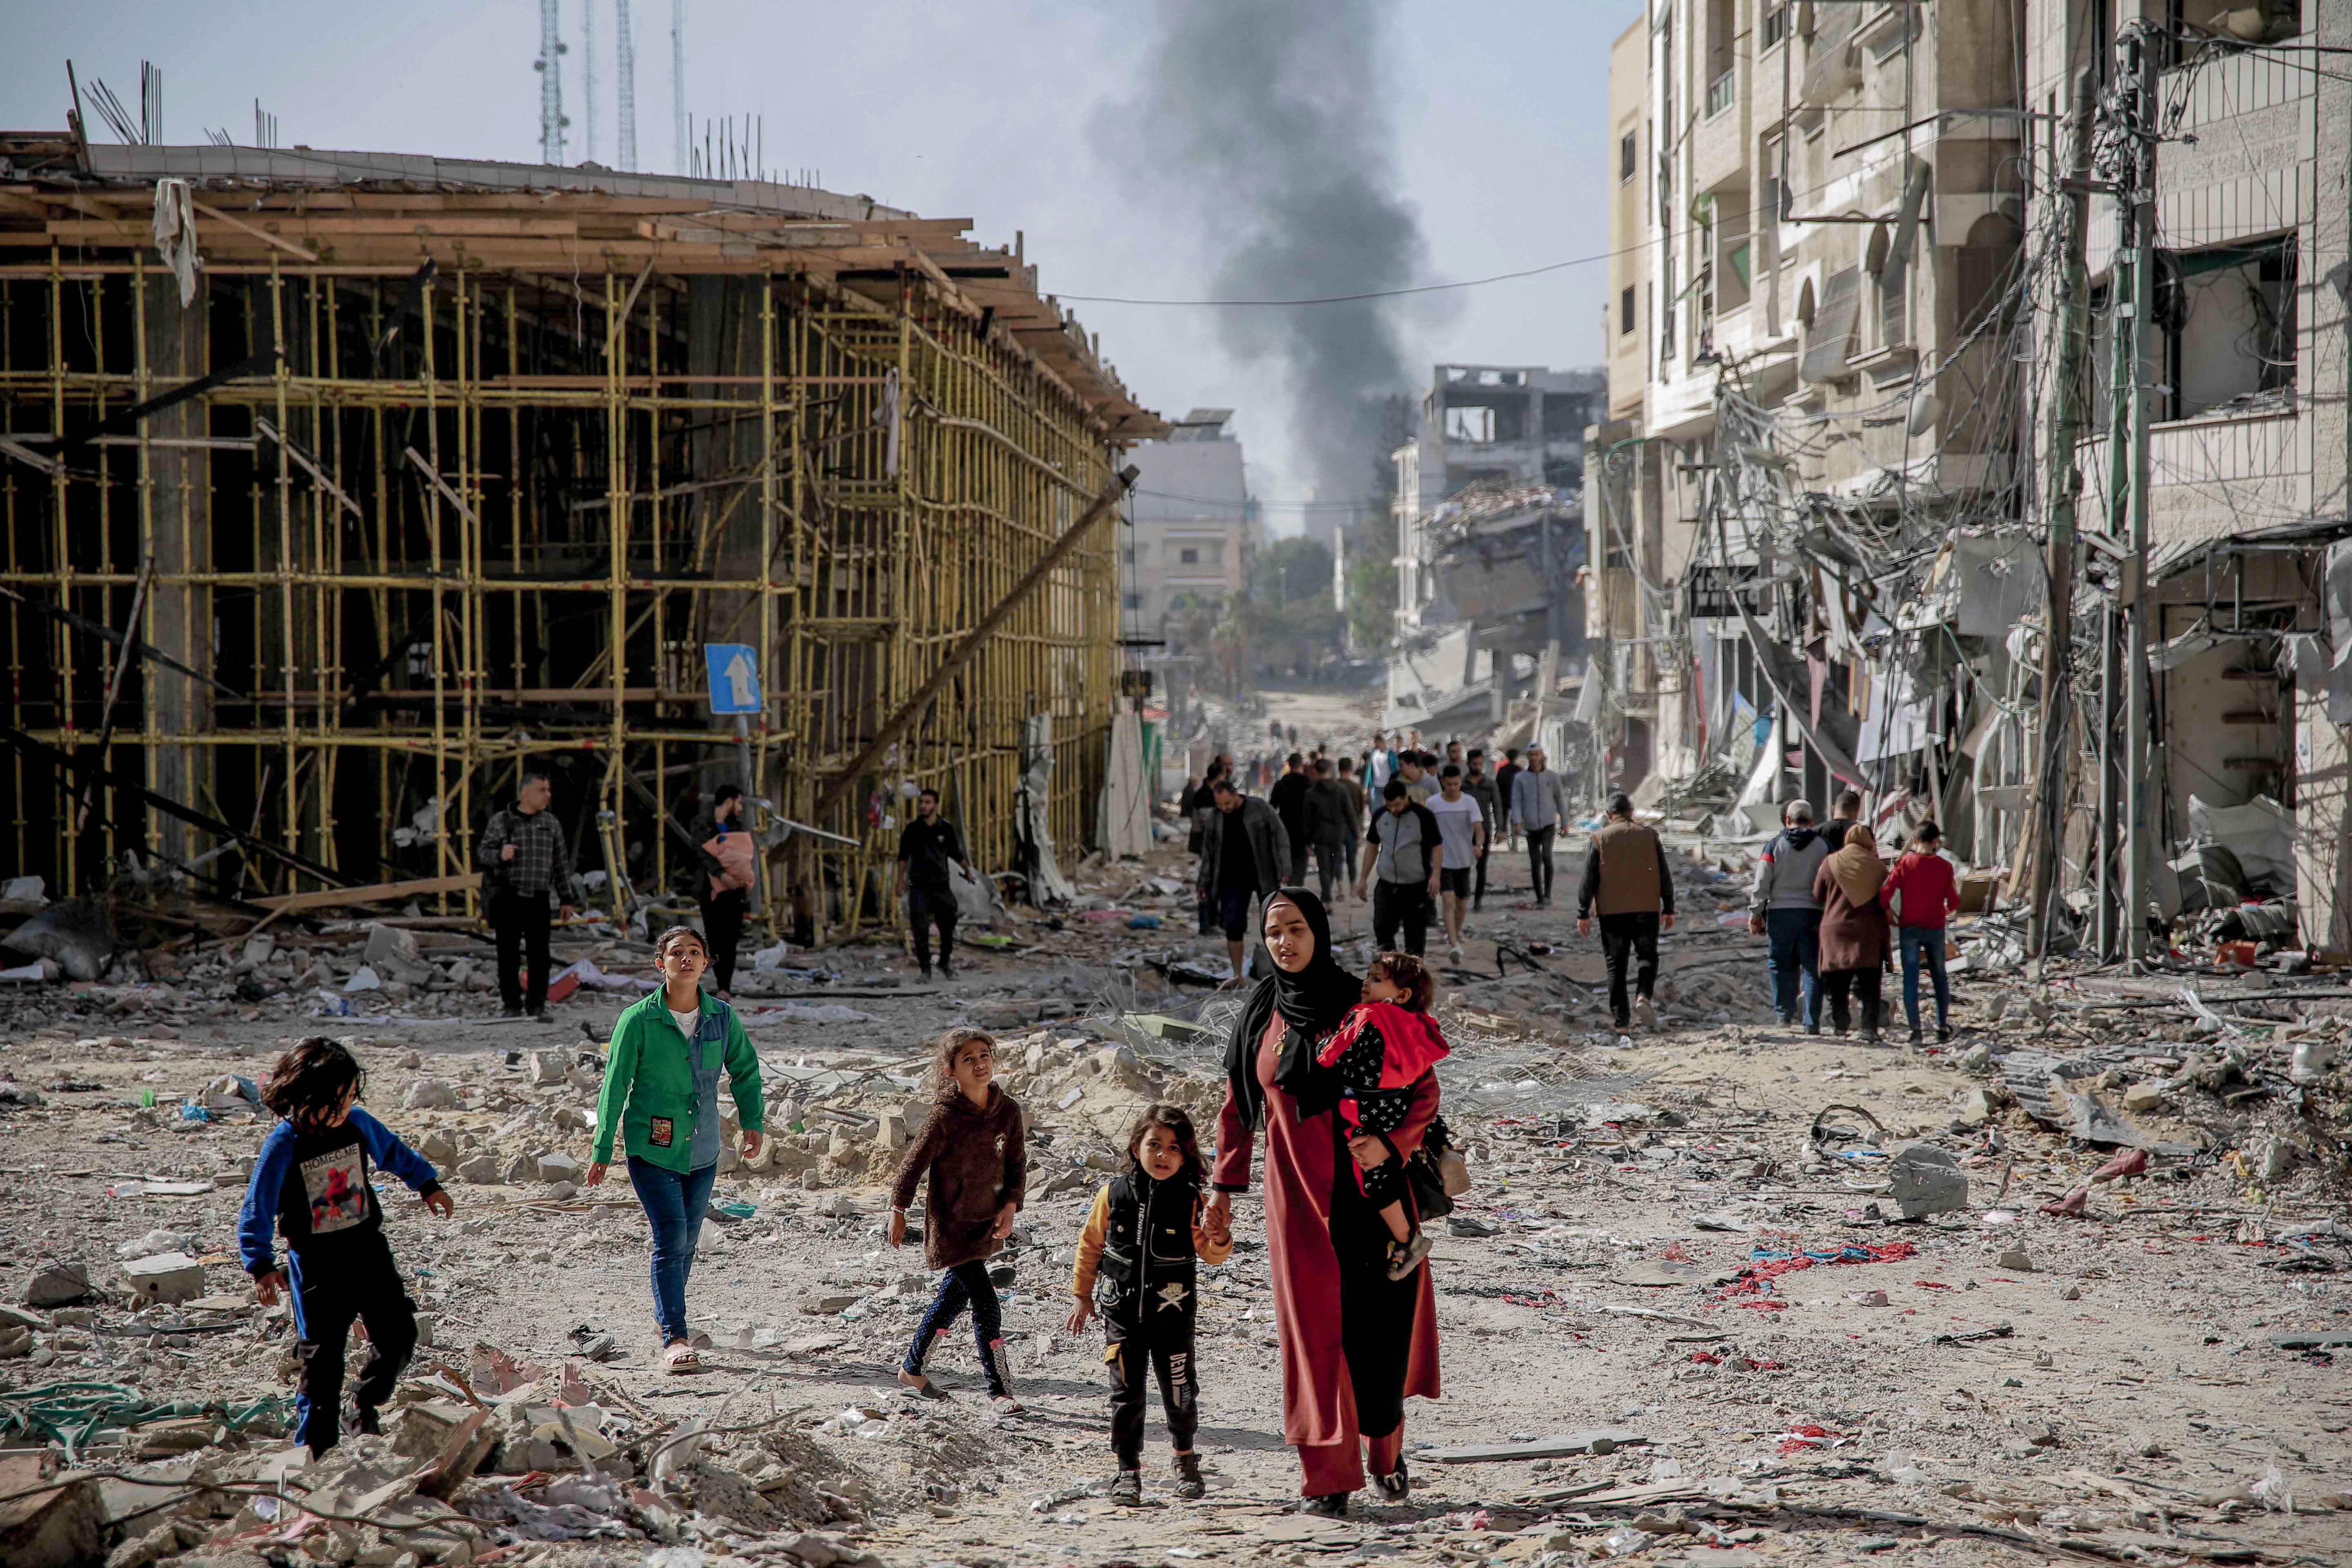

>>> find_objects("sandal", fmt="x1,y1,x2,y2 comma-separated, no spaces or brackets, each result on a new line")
897,1369,947,1399
663,1342,700,1374
991,1393,1025,1415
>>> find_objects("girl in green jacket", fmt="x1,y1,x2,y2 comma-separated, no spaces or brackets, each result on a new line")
588,926,764,1372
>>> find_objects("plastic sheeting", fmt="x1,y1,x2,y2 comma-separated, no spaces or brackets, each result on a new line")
2185,793,2297,900
1096,710,1153,861
1018,713,1076,904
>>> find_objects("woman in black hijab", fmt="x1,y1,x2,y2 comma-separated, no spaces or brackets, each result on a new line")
1205,889,1442,1515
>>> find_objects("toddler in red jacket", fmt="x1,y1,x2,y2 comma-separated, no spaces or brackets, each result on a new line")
1317,952,1451,1280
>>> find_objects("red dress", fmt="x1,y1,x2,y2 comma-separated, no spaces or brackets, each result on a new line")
1216,1015,1443,1495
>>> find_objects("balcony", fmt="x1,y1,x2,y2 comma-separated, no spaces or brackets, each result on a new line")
1706,69,1736,118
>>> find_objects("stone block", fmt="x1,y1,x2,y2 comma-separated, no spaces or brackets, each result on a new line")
20,1264,90,1309
120,1253,205,1307
1887,1143,1967,1218
536,1152,582,1185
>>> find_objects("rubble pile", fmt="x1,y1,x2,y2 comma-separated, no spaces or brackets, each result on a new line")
4,812,2350,1568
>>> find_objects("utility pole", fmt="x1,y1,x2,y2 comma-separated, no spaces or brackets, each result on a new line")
583,0,597,164
616,0,637,172
671,0,687,176
535,0,568,165
2026,67,2100,961
2116,25,2158,964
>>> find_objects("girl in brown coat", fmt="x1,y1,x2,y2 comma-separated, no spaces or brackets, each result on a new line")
1811,825,1892,1042
889,1028,1027,1410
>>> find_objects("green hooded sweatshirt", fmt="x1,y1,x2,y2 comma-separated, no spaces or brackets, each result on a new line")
592,990,764,1174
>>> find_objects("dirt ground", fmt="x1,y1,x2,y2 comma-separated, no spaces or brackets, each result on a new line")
4,817,2350,1568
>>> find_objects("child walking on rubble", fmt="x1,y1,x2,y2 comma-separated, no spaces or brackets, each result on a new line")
238,1038,454,1457
889,1027,1027,1412
1067,1105,1234,1504
1319,952,1452,1281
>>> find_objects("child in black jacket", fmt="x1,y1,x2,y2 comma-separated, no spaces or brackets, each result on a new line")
237,1039,452,1455
1067,1105,1233,1504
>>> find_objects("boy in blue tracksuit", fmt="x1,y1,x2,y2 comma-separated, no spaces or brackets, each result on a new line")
238,1038,453,1455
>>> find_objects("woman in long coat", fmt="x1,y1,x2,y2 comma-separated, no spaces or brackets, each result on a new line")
1205,889,1441,1516
1812,824,1892,1041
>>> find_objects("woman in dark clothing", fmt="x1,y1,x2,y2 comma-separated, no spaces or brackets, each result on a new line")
1206,889,1441,1517
1812,824,1891,1042
688,785,751,997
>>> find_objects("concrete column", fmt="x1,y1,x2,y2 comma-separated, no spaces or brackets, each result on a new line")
142,272,211,866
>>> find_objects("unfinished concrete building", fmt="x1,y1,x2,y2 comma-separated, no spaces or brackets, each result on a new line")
0,136,1160,938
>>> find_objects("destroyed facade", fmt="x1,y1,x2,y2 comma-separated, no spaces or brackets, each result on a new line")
1588,0,2350,956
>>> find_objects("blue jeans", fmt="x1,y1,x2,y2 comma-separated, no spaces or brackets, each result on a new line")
903,1260,1011,1396
1899,926,1951,1032
627,1156,718,1345
1765,908,1822,1026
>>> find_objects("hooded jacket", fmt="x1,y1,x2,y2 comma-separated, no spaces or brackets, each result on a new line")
1750,825,1832,917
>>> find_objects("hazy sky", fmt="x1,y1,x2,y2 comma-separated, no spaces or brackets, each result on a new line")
4,0,1625,532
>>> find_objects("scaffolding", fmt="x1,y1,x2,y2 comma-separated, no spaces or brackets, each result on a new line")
0,139,1162,939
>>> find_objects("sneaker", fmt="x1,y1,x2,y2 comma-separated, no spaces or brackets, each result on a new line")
1909,1027,1924,1045
528,1009,552,1022
918,963,932,981
1936,1025,1953,1044
1371,1459,1410,1502
1295,1492,1349,1517
1172,1452,1206,1500
1109,1468,1143,1506
343,1401,382,1437
1776,1011,1796,1027
1634,998,1657,1031
939,958,955,979
1611,1016,1632,1033
1385,1230,1434,1281
1804,1023,1820,1036
1448,942,1464,964
501,1007,524,1020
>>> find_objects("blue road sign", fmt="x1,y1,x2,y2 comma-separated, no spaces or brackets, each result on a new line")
705,644,762,714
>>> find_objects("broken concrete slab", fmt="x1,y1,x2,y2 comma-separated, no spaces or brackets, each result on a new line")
0,1454,106,1568
1886,1143,1967,1218
120,1252,205,1306
20,1262,90,1308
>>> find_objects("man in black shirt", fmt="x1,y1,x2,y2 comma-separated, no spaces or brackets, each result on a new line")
896,788,973,980
1198,777,1290,983
1267,752,1313,883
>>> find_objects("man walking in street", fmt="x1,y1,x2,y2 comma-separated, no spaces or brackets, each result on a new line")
1335,756,1368,845
1357,780,1443,958
1199,777,1290,982
1463,748,1500,913
1189,760,1227,936
1427,764,1487,964
1575,792,1677,1032
1883,819,1961,1042
1823,788,1864,855
1747,799,1833,1030
1303,757,1356,906
1267,752,1314,884
896,787,974,980
475,772,579,1019
1365,733,1396,793
1494,747,1523,852
1510,744,1570,906
1396,750,1437,804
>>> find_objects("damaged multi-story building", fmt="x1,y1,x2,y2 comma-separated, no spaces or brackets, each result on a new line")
0,134,1161,938
1589,0,2350,958
1388,363,1601,736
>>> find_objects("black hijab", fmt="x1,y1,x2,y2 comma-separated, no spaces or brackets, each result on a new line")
1225,887,1359,1129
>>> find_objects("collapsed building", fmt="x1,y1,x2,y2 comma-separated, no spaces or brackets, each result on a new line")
1588,0,2350,958
0,134,1162,942
1387,364,1602,739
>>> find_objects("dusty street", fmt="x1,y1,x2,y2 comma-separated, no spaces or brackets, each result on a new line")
3,831,2349,1568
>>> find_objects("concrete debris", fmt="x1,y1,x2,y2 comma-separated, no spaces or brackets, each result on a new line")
0,742,2348,1568
1885,1144,1967,1218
